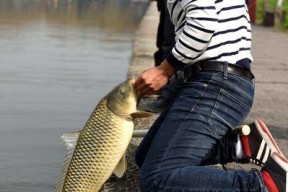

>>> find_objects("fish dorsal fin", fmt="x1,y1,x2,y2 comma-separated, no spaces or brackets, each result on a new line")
61,132,80,150
113,153,127,178
54,132,80,192
130,110,153,119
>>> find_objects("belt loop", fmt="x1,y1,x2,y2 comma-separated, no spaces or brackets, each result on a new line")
223,61,228,79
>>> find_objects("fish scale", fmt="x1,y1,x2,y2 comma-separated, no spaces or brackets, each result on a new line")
59,98,134,192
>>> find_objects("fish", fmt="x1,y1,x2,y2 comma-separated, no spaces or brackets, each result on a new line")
54,78,151,192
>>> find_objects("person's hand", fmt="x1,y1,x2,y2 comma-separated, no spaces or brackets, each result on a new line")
133,60,175,100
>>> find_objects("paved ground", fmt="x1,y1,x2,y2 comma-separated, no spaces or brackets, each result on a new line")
102,2,288,191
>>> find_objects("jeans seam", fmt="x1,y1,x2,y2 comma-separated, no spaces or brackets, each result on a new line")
220,89,251,111
159,78,212,171
190,81,210,112
212,75,253,100
207,88,221,133
212,111,234,129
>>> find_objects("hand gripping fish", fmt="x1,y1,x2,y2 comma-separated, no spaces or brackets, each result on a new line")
55,78,151,192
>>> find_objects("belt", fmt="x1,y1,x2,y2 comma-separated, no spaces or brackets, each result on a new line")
183,61,255,81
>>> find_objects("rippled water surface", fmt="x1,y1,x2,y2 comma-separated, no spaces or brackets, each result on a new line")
0,0,149,191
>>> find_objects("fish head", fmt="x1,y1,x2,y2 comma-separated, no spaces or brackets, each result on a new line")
106,78,137,116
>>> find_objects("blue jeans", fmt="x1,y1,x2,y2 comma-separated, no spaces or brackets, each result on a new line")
136,71,267,191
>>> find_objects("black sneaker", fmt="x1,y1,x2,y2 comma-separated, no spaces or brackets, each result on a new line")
261,152,288,192
240,119,284,166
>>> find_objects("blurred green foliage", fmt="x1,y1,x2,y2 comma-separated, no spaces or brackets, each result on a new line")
283,2,288,28
256,0,288,29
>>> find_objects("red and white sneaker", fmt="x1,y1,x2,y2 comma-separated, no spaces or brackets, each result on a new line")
261,153,288,192
240,118,284,166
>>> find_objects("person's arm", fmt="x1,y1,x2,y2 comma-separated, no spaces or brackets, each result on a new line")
167,0,217,70
134,0,218,98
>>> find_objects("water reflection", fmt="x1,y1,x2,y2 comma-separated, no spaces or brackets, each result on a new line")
0,0,149,191
0,0,147,32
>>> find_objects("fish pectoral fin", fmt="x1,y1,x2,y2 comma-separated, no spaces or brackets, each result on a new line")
130,110,153,119
113,154,127,178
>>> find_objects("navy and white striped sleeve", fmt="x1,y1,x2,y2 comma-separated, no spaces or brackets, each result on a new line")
167,0,217,70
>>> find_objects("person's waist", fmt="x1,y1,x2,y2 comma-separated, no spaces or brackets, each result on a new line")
183,61,254,81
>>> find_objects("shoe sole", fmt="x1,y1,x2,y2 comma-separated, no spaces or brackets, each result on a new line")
255,118,285,158
271,153,288,192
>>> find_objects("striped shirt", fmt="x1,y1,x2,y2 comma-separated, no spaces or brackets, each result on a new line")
166,0,253,70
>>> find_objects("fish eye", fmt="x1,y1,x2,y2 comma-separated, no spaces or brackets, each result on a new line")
120,90,125,95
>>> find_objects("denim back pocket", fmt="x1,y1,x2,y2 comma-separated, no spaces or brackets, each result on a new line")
208,76,254,134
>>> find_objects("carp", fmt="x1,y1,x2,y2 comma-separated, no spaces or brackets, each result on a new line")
55,78,151,192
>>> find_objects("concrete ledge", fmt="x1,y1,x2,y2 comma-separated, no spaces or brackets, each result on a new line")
127,1,158,79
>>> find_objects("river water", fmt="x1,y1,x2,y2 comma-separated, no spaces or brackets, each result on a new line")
0,0,149,191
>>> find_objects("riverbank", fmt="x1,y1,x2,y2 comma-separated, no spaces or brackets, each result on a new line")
102,3,159,191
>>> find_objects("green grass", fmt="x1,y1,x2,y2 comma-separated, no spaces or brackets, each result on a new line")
256,0,288,29
283,2,288,28
256,0,264,24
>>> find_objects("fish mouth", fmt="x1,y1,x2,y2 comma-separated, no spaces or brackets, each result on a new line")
128,78,140,106
128,78,136,87
128,78,138,100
